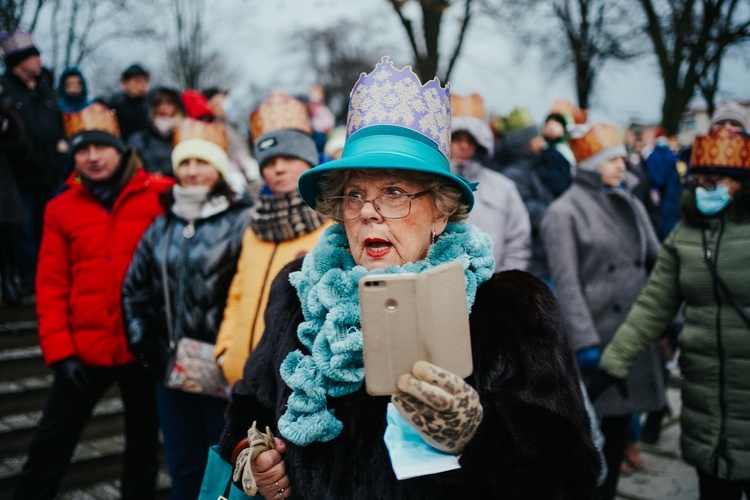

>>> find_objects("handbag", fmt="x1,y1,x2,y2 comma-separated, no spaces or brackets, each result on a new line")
162,220,229,398
198,445,256,500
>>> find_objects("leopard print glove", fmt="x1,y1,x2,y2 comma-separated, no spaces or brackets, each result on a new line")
391,361,483,455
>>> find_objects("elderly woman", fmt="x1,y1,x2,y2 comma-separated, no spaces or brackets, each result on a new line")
122,119,251,499
541,123,665,500
219,58,599,499
597,128,750,499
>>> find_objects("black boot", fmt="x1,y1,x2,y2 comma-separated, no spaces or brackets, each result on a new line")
641,406,667,445
0,233,20,306
1,274,20,306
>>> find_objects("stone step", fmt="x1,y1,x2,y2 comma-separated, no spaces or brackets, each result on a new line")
0,394,125,458
57,471,172,500
0,322,40,349
0,304,36,324
0,434,123,496
0,345,48,380
0,434,170,498
0,374,53,418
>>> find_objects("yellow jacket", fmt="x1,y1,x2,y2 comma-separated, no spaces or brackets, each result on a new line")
214,222,331,385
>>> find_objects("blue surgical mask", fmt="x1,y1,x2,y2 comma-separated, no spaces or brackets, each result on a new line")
222,98,235,119
383,403,460,480
696,185,732,215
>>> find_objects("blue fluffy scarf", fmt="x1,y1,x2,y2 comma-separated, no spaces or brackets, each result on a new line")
278,222,495,446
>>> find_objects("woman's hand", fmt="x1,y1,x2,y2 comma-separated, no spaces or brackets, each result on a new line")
391,361,483,455
251,438,292,499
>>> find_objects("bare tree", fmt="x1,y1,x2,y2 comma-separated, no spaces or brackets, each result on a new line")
0,0,46,33
638,0,750,134
386,0,474,81
485,0,641,110
40,0,156,76
165,0,234,89
288,22,392,121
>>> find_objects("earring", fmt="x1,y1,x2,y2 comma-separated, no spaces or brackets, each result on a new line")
431,229,436,245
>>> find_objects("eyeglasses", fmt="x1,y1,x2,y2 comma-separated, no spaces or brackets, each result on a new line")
687,176,735,191
326,190,431,221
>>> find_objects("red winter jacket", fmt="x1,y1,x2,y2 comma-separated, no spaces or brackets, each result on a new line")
36,156,173,367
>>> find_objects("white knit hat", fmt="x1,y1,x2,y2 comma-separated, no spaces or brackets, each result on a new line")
171,138,230,178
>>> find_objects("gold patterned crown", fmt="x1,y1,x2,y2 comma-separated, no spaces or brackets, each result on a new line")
250,92,311,141
451,93,485,120
690,128,750,178
569,122,626,170
63,102,120,139
174,118,228,151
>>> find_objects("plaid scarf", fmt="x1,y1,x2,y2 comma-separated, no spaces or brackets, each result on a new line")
249,191,326,242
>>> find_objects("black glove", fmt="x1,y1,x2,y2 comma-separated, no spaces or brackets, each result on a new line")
586,369,629,402
54,357,93,393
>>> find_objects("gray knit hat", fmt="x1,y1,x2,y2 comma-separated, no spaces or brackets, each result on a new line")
709,102,748,131
254,129,319,168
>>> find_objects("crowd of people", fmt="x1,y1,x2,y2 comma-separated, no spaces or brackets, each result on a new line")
1,26,749,500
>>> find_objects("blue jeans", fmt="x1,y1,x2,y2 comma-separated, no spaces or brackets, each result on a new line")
155,381,228,500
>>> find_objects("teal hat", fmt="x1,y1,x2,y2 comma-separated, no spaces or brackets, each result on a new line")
298,57,477,212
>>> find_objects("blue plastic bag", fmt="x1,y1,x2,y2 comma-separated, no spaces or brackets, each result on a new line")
198,445,256,500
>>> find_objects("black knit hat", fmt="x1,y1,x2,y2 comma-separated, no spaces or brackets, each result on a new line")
0,29,40,70
120,64,149,81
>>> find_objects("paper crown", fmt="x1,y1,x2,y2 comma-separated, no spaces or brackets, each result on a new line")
452,93,485,121
690,128,750,178
297,57,478,212
250,92,311,141
569,122,626,171
450,93,494,155
549,99,587,125
63,102,120,139
0,29,35,56
346,56,451,158
174,118,228,151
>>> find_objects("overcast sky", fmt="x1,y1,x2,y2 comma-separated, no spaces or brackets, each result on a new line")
38,0,750,130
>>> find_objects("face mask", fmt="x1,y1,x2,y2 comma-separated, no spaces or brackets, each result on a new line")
383,403,460,480
153,116,177,135
696,185,732,215
222,98,235,119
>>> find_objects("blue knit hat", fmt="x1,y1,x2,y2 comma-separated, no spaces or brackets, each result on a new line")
297,57,477,211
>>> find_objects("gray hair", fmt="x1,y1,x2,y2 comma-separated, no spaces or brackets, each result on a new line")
315,169,470,223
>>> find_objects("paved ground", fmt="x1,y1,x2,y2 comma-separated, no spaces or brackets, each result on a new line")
616,386,699,500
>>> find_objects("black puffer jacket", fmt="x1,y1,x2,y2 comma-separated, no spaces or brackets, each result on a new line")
122,197,251,377
127,123,175,177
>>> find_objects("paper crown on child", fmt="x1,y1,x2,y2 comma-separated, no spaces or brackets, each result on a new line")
297,56,477,211
690,128,750,180
451,93,494,156
568,122,626,171
64,102,124,154
171,118,230,177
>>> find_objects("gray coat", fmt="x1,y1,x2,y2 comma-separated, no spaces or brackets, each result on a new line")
541,170,665,416
452,160,531,272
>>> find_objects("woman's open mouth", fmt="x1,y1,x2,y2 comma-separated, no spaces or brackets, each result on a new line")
364,238,392,258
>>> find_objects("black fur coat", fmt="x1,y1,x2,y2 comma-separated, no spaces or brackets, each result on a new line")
220,259,600,499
